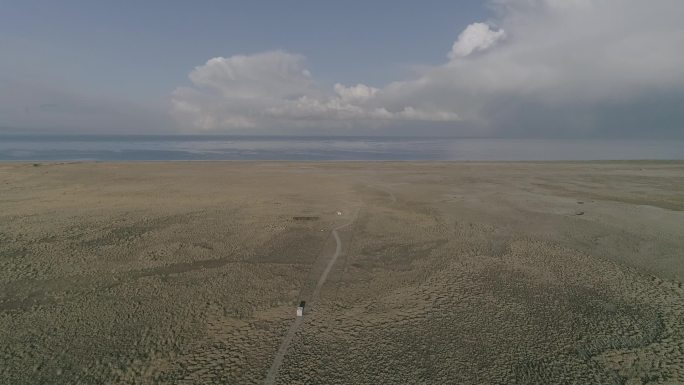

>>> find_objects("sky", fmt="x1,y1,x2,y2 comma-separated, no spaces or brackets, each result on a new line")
1,0,683,138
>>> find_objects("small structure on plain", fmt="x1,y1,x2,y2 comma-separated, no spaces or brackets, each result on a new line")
296,301,305,317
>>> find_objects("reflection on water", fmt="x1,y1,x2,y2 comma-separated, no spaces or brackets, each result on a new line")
0,135,682,161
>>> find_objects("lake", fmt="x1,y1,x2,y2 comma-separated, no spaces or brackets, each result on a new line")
0,135,682,161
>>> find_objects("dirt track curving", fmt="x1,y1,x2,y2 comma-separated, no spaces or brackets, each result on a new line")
264,215,357,385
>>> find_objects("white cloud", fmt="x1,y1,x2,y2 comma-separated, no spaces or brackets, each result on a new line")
186,51,314,99
375,0,684,132
172,0,684,134
334,83,379,103
172,51,458,130
448,23,506,59
171,51,319,130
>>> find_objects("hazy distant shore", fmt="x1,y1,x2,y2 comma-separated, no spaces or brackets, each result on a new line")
2,136,684,161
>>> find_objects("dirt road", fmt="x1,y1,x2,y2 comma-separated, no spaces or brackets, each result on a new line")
263,216,356,385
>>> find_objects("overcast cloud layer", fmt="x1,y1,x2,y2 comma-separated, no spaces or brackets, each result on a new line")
172,0,684,136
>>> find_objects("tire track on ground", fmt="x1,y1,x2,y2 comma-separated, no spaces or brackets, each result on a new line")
264,211,358,385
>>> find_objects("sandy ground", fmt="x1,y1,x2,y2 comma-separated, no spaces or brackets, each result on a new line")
0,161,682,384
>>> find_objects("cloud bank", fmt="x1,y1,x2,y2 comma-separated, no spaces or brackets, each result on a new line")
173,0,684,136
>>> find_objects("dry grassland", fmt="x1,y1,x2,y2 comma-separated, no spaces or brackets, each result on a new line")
0,161,683,384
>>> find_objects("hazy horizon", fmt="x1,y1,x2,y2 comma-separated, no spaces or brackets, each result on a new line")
2,135,683,162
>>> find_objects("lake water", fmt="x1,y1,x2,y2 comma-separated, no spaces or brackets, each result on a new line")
0,135,682,161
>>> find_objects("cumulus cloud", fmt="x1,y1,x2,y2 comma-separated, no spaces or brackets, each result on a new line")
171,51,317,129
173,0,684,135
185,52,314,99
334,83,379,103
448,23,506,59
172,51,458,130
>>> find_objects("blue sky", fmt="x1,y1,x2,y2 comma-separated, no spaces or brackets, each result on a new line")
1,0,683,137
1,1,484,100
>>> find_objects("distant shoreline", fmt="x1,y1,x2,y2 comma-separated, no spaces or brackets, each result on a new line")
1,137,683,162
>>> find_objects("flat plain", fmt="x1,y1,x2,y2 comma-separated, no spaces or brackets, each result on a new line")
1,161,683,384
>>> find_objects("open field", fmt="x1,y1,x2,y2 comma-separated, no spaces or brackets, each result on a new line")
1,161,683,384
